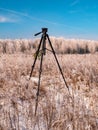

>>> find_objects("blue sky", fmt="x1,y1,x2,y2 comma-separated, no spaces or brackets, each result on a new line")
0,0,98,40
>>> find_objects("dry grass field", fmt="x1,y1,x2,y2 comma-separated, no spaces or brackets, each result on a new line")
0,38,98,130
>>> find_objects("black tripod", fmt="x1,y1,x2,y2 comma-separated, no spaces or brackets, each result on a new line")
29,28,69,115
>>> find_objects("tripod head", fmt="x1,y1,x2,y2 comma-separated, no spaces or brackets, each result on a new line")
34,28,48,36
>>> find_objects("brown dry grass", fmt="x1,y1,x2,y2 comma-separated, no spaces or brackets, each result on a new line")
0,38,98,54
0,51,98,130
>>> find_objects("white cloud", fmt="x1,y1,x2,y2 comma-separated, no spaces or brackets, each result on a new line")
0,8,22,23
0,15,17,23
0,16,8,22
0,16,7,23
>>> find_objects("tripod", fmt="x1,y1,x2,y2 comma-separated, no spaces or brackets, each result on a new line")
29,28,69,115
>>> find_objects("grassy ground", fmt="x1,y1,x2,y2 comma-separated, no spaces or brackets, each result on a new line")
0,52,98,130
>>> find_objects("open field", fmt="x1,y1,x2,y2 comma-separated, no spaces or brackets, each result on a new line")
0,38,98,130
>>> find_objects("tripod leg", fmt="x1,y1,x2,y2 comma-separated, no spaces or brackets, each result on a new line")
35,51,44,116
29,36,43,80
47,35,69,92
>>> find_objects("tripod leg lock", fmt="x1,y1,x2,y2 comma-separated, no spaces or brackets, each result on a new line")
32,65,35,68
